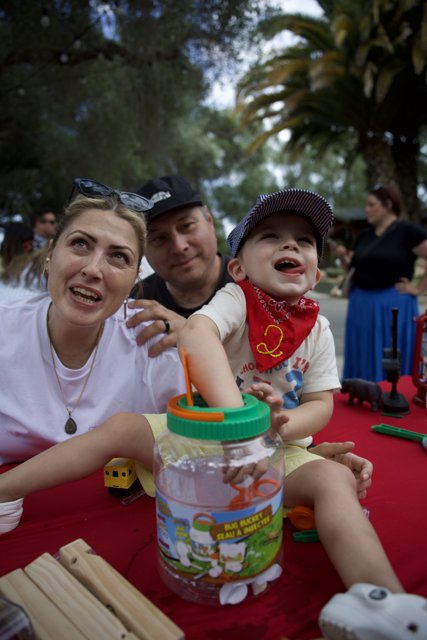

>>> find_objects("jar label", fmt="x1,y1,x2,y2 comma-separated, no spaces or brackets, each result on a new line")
155,486,283,583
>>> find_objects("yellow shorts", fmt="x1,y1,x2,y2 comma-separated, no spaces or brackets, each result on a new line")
284,443,324,476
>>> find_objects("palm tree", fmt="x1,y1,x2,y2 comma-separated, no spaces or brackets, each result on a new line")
237,0,427,217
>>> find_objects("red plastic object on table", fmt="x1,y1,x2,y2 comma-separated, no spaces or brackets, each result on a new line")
411,309,427,407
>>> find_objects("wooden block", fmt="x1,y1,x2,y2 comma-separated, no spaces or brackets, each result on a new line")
24,553,138,640
0,568,86,640
59,538,185,640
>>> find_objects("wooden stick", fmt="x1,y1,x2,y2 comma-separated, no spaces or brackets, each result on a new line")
24,553,138,640
59,538,185,640
0,568,86,640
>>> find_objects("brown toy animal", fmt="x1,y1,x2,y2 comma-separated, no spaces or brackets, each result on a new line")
340,378,382,412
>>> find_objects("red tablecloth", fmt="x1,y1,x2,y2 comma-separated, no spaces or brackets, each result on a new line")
1,376,426,640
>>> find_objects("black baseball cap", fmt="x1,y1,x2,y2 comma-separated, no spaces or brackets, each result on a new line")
227,188,334,259
137,175,203,222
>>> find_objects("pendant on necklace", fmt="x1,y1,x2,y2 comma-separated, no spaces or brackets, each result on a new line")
65,416,77,435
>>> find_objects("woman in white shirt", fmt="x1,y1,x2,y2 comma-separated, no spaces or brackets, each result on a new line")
0,178,185,465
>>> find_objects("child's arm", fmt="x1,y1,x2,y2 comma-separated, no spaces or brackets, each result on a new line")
246,383,334,441
178,314,244,407
280,390,334,440
246,384,372,499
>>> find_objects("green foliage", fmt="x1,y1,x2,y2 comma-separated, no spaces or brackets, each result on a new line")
0,0,263,217
237,0,427,217
3,0,425,232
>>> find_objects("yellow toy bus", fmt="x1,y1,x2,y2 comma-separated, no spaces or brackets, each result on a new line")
104,457,138,492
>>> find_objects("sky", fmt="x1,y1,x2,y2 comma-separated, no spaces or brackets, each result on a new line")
207,0,323,108
278,0,322,13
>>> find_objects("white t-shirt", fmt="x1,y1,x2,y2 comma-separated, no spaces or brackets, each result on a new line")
0,281,38,302
193,283,340,446
0,295,185,464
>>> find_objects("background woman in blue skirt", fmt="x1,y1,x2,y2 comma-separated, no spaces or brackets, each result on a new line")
343,183,427,382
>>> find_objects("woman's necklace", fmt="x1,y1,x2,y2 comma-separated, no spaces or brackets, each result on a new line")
47,318,104,435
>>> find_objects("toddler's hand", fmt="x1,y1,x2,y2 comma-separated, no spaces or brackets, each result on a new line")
244,382,289,438
222,444,269,484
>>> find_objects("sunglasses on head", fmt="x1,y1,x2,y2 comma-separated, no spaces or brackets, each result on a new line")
71,178,153,214
371,183,385,193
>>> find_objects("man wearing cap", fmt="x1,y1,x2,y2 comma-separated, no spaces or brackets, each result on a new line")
127,175,233,357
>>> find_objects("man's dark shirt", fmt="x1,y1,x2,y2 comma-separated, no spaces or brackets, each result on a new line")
130,253,233,318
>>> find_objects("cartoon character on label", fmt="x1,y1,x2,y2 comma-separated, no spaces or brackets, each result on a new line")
219,542,246,572
175,513,243,578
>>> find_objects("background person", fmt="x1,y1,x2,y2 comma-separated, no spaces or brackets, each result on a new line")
343,183,427,382
0,222,40,300
0,249,46,300
31,207,58,250
0,221,34,269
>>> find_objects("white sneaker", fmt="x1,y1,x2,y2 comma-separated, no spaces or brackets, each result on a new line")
319,583,427,640
0,498,24,534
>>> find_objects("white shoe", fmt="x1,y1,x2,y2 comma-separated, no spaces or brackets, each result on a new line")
0,498,24,534
319,583,427,640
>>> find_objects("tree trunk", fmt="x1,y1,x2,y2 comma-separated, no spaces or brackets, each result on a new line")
391,136,420,220
358,132,421,221
358,133,397,188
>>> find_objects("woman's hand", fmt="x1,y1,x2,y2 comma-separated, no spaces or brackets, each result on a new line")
310,441,373,499
395,277,419,296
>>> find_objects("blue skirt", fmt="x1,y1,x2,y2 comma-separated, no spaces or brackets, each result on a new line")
343,287,419,382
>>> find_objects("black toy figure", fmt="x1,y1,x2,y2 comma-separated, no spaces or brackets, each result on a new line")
381,307,410,414
341,378,382,412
